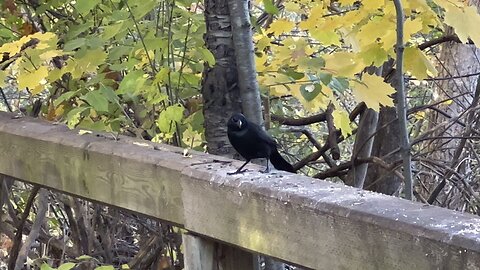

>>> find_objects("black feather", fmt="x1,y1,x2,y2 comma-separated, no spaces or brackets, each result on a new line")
227,113,295,174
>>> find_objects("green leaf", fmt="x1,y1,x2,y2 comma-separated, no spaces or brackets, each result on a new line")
263,0,279,14
40,263,55,270
66,107,89,129
66,22,94,40
329,77,349,93
143,37,168,52
319,73,332,85
101,21,126,40
108,46,133,60
86,37,105,49
131,0,156,18
153,68,170,84
198,47,215,67
283,69,304,80
58,263,76,270
83,90,110,112
99,85,119,103
64,38,86,51
94,266,115,270
75,255,92,260
75,0,101,16
157,104,185,133
54,91,78,106
300,84,322,102
117,70,147,94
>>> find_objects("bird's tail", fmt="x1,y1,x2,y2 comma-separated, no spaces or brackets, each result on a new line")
270,149,296,173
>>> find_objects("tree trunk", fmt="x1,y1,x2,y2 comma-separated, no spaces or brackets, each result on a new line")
227,0,263,125
202,0,242,156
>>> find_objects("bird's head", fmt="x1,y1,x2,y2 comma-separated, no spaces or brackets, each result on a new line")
228,113,247,131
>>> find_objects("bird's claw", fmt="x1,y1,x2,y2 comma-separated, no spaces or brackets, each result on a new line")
260,168,271,173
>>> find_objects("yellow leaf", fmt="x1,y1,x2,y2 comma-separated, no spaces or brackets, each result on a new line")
0,41,22,55
255,54,268,72
284,2,301,12
351,74,395,111
339,27,361,52
310,28,341,46
359,43,388,66
267,19,295,36
433,0,460,12
0,70,7,88
79,130,93,135
68,49,107,79
413,111,426,120
55,104,65,116
417,9,442,30
47,68,67,82
31,84,44,95
332,109,353,137
404,0,430,12
444,5,480,46
441,99,453,106
357,16,396,50
323,52,363,77
270,85,290,96
362,0,384,11
404,18,423,39
404,46,438,80
17,65,49,91
262,73,292,96
31,32,58,50
39,50,65,61
338,0,356,5
256,35,271,51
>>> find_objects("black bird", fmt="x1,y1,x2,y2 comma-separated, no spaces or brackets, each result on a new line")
227,113,296,174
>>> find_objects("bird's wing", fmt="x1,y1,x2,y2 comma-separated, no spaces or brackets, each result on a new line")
250,123,277,147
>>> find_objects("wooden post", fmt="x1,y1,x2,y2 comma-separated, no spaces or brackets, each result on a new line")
183,232,254,270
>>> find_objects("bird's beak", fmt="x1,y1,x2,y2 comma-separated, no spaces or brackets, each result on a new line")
237,120,242,129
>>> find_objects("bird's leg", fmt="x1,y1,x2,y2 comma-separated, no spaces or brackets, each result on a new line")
228,159,251,175
260,159,270,173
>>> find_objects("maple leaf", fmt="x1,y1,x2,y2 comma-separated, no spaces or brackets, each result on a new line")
351,74,394,111
323,52,363,77
404,18,423,40
17,65,48,91
359,43,388,66
0,71,7,88
404,47,438,80
267,19,295,37
332,109,353,137
444,5,480,46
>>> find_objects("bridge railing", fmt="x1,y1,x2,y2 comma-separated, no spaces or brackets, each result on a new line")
0,112,479,269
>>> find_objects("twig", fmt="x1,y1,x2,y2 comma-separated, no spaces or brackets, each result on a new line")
393,0,413,200
0,87,12,112
326,103,340,160
15,189,48,269
427,76,480,204
8,185,40,270
272,112,327,126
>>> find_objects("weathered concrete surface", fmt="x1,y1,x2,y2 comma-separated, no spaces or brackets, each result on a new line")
0,112,479,269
